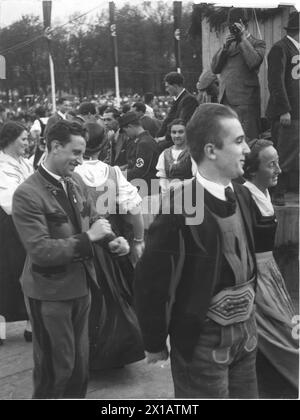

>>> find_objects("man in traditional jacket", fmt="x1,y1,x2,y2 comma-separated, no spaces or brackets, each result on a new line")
134,104,259,399
12,121,128,399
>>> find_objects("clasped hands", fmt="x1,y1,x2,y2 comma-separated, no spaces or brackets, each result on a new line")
87,218,130,256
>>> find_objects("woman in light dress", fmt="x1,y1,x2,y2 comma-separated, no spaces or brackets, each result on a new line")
0,121,34,344
75,122,145,370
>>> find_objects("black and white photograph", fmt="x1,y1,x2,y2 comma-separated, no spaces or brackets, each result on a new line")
0,0,299,401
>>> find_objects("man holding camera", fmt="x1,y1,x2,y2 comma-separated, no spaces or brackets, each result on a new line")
211,9,266,140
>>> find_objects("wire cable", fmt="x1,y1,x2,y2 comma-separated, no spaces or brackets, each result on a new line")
0,3,102,55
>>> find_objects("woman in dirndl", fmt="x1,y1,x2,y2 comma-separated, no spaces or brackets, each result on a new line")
243,138,298,394
156,118,195,195
75,122,145,370
0,121,34,344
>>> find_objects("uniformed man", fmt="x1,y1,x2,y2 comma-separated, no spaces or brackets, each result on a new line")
118,111,159,197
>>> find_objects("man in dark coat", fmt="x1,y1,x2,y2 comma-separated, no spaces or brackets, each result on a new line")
102,107,129,168
119,112,159,195
134,104,259,399
44,97,73,138
211,9,265,140
156,72,198,152
266,11,300,204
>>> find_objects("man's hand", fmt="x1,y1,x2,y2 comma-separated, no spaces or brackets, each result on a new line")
280,112,291,127
87,219,113,242
131,240,145,266
224,34,236,49
108,236,130,256
146,349,169,364
155,136,166,143
198,90,209,104
234,20,247,41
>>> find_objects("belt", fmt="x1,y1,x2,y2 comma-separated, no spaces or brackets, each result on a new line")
207,280,255,326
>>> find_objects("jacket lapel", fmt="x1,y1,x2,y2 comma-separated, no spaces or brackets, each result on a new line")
38,166,81,232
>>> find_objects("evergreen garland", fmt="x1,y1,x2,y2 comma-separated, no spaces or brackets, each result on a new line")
189,3,285,37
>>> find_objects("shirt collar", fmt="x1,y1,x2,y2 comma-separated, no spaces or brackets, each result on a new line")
174,88,185,101
196,171,233,201
41,163,62,182
287,35,300,50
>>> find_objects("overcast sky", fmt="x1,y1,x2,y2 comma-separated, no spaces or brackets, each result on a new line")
0,0,298,28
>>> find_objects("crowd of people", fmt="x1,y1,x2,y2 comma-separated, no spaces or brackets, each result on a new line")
0,9,299,400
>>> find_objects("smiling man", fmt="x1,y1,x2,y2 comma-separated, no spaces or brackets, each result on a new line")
12,120,128,399
134,103,259,399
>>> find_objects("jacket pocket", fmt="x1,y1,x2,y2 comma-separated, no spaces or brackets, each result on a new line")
45,212,68,224
32,263,66,278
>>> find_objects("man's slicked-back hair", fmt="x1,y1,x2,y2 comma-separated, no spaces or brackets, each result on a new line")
186,103,238,164
164,72,184,86
46,120,86,151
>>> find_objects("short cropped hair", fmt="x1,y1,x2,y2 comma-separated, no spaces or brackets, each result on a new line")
243,138,274,180
0,121,27,149
78,102,96,116
132,102,146,114
164,72,184,86
186,103,238,164
46,120,86,151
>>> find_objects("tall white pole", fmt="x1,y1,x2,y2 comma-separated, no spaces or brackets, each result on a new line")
49,53,56,112
43,1,56,112
114,66,120,108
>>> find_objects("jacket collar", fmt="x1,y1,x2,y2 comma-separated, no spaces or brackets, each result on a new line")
38,164,63,189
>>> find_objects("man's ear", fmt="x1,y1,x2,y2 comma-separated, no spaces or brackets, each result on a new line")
51,140,61,154
203,142,217,160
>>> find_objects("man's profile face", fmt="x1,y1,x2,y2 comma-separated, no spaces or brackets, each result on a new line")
53,134,86,177
165,82,177,97
103,112,119,131
213,118,250,181
122,125,135,139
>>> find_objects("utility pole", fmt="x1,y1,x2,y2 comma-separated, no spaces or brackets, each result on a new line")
43,1,56,112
